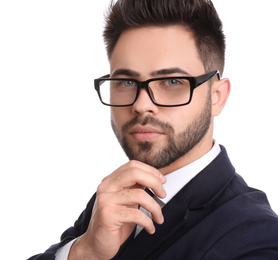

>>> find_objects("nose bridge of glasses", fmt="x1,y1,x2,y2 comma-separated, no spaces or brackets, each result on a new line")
136,80,156,103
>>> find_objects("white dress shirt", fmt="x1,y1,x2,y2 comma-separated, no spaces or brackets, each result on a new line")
56,141,221,259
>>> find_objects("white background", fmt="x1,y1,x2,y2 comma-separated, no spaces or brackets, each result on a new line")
0,1,277,259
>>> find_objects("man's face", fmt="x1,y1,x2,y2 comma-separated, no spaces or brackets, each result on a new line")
109,26,214,172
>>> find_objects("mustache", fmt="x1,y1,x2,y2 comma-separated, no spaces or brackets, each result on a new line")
121,116,174,136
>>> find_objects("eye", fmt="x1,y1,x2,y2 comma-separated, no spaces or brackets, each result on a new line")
122,80,135,87
165,79,180,86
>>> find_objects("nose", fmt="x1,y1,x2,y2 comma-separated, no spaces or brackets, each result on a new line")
132,88,159,116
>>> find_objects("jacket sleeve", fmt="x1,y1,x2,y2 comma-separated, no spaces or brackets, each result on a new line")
27,193,96,260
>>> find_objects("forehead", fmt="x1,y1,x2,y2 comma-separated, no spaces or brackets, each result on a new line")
109,25,205,77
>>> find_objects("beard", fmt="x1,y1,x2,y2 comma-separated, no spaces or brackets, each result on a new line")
111,94,212,169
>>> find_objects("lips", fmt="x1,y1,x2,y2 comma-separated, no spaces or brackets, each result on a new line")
129,125,163,142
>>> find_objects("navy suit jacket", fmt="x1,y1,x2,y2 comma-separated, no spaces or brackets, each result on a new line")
29,146,278,259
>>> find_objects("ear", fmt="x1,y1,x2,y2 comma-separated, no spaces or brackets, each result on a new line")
211,78,231,117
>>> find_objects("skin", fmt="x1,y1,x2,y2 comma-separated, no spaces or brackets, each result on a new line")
69,25,230,260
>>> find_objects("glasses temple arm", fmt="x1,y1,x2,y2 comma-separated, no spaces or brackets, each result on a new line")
196,70,220,86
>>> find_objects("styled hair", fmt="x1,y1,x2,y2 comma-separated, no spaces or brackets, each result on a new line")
103,0,226,75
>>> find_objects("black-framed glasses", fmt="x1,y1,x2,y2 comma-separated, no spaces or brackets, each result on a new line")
94,70,220,107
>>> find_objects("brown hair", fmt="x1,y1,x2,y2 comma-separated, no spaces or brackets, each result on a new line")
103,0,226,75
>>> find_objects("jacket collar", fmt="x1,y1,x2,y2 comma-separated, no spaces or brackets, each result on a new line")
160,141,221,205
183,145,235,210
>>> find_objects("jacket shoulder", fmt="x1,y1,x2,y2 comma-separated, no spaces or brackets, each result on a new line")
202,174,278,259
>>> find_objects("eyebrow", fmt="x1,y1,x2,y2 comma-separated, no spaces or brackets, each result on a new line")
150,67,191,77
111,69,140,78
111,67,191,78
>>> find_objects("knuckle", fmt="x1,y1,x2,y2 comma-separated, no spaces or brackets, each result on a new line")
151,169,160,180
126,188,145,202
128,166,139,177
117,189,145,205
121,188,136,201
98,201,114,218
128,160,138,167
95,193,108,208
136,189,147,200
132,208,144,221
96,182,107,194
133,210,153,228
112,174,122,186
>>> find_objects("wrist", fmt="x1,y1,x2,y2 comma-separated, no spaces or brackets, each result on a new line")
68,236,104,260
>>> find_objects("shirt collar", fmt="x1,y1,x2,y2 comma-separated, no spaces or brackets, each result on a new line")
159,140,221,205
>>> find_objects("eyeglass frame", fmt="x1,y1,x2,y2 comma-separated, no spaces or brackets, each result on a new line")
94,70,220,107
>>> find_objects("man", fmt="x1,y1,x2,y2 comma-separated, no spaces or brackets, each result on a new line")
29,0,278,259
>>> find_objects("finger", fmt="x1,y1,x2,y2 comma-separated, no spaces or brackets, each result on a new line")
102,160,166,184
91,194,155,238
98,167,166,199
114,189,164,225
116,206,156,235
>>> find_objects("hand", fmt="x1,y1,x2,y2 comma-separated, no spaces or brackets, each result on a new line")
68,160,167,260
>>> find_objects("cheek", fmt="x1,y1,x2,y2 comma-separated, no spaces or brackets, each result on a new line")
161,108,195,133
111,109,120,129
172,87,211,126
111,108,131,130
